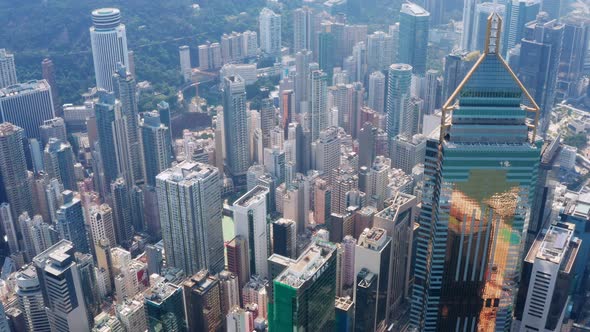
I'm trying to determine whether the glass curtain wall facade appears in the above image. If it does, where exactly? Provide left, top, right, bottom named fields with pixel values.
left=410, top=14, right=542, bottom=332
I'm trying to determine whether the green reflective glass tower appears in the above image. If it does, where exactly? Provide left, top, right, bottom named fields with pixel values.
left=410, top=13, right=542, bottom=331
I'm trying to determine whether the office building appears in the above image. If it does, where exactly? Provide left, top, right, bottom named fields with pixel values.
left=504, top=0, right=541, bottom=55
left=56, top=191, right=90, bottom=254
left=94, top=92, right=120, bottom=188
left=374, top=192, right=416, bottom=313
left=156, top=161, right=224, bottom=275
left=354, top=227, right=392, bottom=331
left=270, top=241, right=337, bottom=331
left=112, top=63, right=143, bottom=185
left=90, top=8, right=129, bottom=91
left=294, top=50, right=312, bottom=115
left=16, top=265, right=50, bottom=332
left=259, top=8, right=282, bottom=56
left=410, top=14, right=542, bottom=330
left=233, top=186, right=270, bottom=279
left=183, top=270, right=223, bottom=332
left=144, top=282, right=185, bottom=332
left=88, top=203, right=116, bottom=247
left=461, top=0, right=477, bottom=50
left=0, top=123, right=32, bottom=220
left=0, top=49, right=17, bottom=89
left=222, top=76, right=250, bottom=177
left=272, top=218, right=296, bottom=259
left=32, top=240, right=91, bottom=332
left=386, top=64, right=413, bottom=140
left=473, top=3, right=506, bottom=52
left=520, top=223, right=580, bottom=332
left=518, top=14, right=563, bottom=135
left=0, top=80, right=55, bottom=139
left=557, top=13, right=590, bottom=99
left=43, top=139, right=76, bottom=190
left=368, top=71, right=386, bottom=114
left=443, top=49, right=480, bottom=102
left=398, top=3, right=430, bottom=75
left=140, top=111, right=172, bottom=188
left=39, top=117, right=67, bottom=148
left=110, top=178, right=133, bottom=247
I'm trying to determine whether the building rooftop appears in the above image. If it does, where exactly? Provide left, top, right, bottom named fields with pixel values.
left=144, top=282, right=181, bottom=305
left=401, top=2, right=430, bottom=16
left=157, top=160, right=217, bottom=184
left=234, top=185, right=269, bottom=208
left=526, top=223, right=581, bottom=273
left=357, top=227, right=388, bottom=250
left=0, top=80, right=50, bottom=98
left=275, top=241, right=336, bottom=289
left=335, top=296, right=354, bottom=311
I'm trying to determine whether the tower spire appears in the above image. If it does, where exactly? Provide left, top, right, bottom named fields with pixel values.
left=485, top=12, right=502, bottom=54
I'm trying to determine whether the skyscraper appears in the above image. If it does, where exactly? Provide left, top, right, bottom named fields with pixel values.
left=398, top=3, right=430, bottom=75
left=0, top=123, right=32, bottom=220
left=368, top=71, right=386, bottom=114
left=540, top=0, right=562, bottom=20
left=517, top=13, right=563, bottom=135
left=557, top=12, right=590, bottom=99
left=386, top=64, right=413, bottom=140
left=32, top=240, right=91, bottom=332
left=226, top=236, right=250, bottom=288
left=223, top=76, right=250, bottom=178
left=16, top=265, right=50, bottom=332
left=473, top=2, right=506, bottom=52
left=179, top=45, right=191, bottom=82
left=0, top=80, right=55, bottom=140
left=90, top=8, right=129, bottom=91
left=156, top=161, right=224, bottom=275
left=353, top=227, right=392, bottom=331
left=293, top=7, right=314, bottom=53
left=41, top=58, right=61, bottom=116
left=520, top=223, right=580, bottom=332
left=0, top=49, right=17, bottom=89
left=311, top=127, right=341, bottom=185
left=272, top=218, right=296, bottom=258
left=183, top=270, right=223, bottom=332
left=144, top=281, right=185, bottom=332
left=259, top=8, right=282, bottom=56
left=233, top=186, right=270, bottom=279
left=310, top=70, right=328, bottom=141
left=442, top=49, right=480, bottom=102
left=461, top=0, right=477, bottom=50
left=43, top=138, right=76, bottom=191
left=410, top=14, right=542, bottom=330
left=88, top=203, right=116, bottom=247
left=111, top=177, right=133, bottom=247
left=56, top=191, right=90, bottom=254
left=140, top=111, right=172, bottom=188
left=504, top=0, right=541, bottom=56
left=294, top=50, right=312, bottom=115
left=366, top=31, right=395, bottom=74
left=270, top=240, right=337, bottom=331
left=112, top=63, right=143, bottom=185
left=95, top=91, right=129, bottom=190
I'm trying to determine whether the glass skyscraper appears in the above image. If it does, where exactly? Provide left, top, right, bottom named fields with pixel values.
left=410, top=14, right=542, bottom=331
